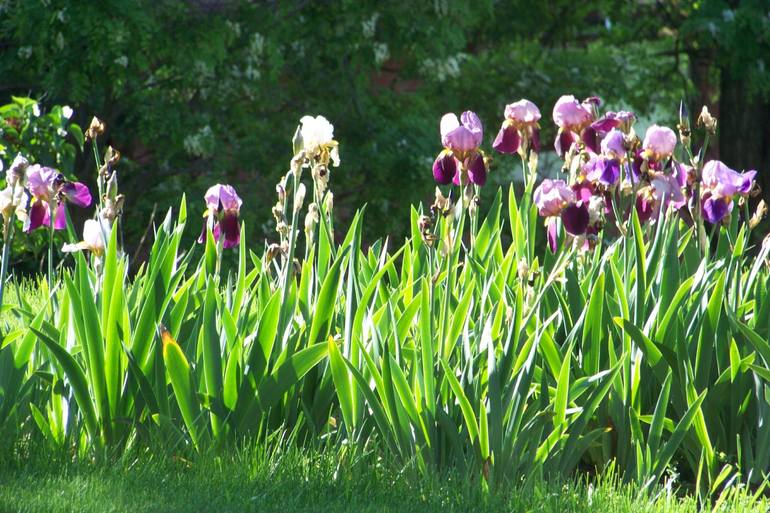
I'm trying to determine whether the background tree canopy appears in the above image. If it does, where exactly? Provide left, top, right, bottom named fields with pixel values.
left=1, top=0, right=767, bottom=262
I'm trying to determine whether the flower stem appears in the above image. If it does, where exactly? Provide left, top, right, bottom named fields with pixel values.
left=215, top=236, right=224, bottom=277
left=278, top=171, right=300, bottom=348
left=92, top=140, right=103, bottom=211
left=47, top=204, right=56, bottom=317
left=0, top=218, right=16, bottom=318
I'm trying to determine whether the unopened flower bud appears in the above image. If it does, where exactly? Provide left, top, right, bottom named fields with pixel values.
left=325, top=192, right=334, bottom=214
left=697, top=106, right=717, bottom=135
left=678, top=100, right=689, bottom=130
left=106, top=171, right=119, bottom=199
left=304, top=203, right=320, bottom=240
left=294, top=183, right=306, bottom=213
left=85, top=116, right=105, bottom=140
left=749, top=200, right=767, bottom=230
left=105, top=146, right=121, bottom=170
left=418, top=215, right=432, bottom=234
left=418, top=214, right=438, bottom=245
left=100, top=194, right=124, bottom=223
left=292, top=124, right=304, bottom=157
left=517, top=259, right=529, bottom=280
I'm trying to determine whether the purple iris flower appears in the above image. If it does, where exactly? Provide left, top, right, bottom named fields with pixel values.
left=650, top=174, right=686, bottom=211
left=533, top=179, right=575, bottom=217
left=441, top=111, right=483, bottom=153
left=552, top=95, right=595, bottom=157
left=24, top=164, right=92, bottom=232
left=634, top=172, right=685, bottom=223
left=600, top=129, right=626, bottom=159
left=493, top=99, right=541, bottom=155
left=699, top=160, right=756, bottom=224
left=584, top=156, right=620, bottom=187
left=434, top=111, right=487, bottom=186
left=701, top=160, right=756, bottom=199
left=198, top=184, right=242, bottom=248
left=642, top=125, right=677, bottom=161
left=581, top=116, right=622, bottom=154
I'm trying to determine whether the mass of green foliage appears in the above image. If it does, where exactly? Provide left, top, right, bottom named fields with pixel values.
left=1, top=1, right=770, bottom=510
left=1, top=105, right=770, bottom=510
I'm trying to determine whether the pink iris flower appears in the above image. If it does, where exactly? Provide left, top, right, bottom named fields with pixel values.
left=492, top=99, right=542, bottom=155
left=198, top=184, right=242, bottom=248
left=433, top=111, right=488, bottom=186
left=24, top=165, right=92, bottom=232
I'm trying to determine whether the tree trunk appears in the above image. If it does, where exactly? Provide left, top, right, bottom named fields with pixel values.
left=718, top=67, right=770, bottom=205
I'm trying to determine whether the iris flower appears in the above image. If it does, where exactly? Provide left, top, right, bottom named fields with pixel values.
left=534, top=178, right=591, bottom=251
left=198, top=184, right=242, bottom=248
left=700, top=160, right=756, bottom=224
left=492, top=99, right=541, bottom=155
left=432, top=111, right=488, bottom=186
left=552, top=95, right=595, bottom=157
left=24, top=165, right=92, bottom=232
left=62, top=218, right=110, bottom=257
left=642, top=125, right=677, bottom=162
left=299, top=115, right=340, bottom=167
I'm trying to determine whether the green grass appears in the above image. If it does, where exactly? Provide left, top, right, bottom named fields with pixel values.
left=0, top=444, right=766, bottom=513
left=0, top=279, right=45, bottom=331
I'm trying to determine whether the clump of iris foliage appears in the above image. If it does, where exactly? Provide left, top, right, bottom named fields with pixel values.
left=0, top=97, right=769, bottom=510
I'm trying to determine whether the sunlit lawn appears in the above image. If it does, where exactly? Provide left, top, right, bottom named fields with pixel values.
left=2, top=444, right=765, bottom=513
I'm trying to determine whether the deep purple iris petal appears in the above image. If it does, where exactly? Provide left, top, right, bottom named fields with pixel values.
left=220, top=211, right=241, bottom=248
left=432, top=153, right=457, bottom=185
left=591, top=117, right=621, bottom=133
left=581, top=125, right=600, bottom=154
left=599, top=159, right=620, bottom=186
left=739, top=170, right=757, bottom=194
left=631, top=152, right=644, bottom=184
left=554, top=130, right=577, bottom=157
left=702, top=195, right=732, bottom=224
left=561, top=203, right=589, bottom=235
left=531, top=128, right=541, bottom=153
left=492, top=125, right=520, bottom=154
left=25, top=200, right=49, bottom=232
left=467, top=154, right=487, bottom=186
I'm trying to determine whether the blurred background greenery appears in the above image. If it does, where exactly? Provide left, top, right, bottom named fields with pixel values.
left=1, top=0, right=768, bottom=270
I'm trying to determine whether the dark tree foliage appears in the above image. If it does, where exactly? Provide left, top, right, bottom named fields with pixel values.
left=2, top=0, right=763, bottom=254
